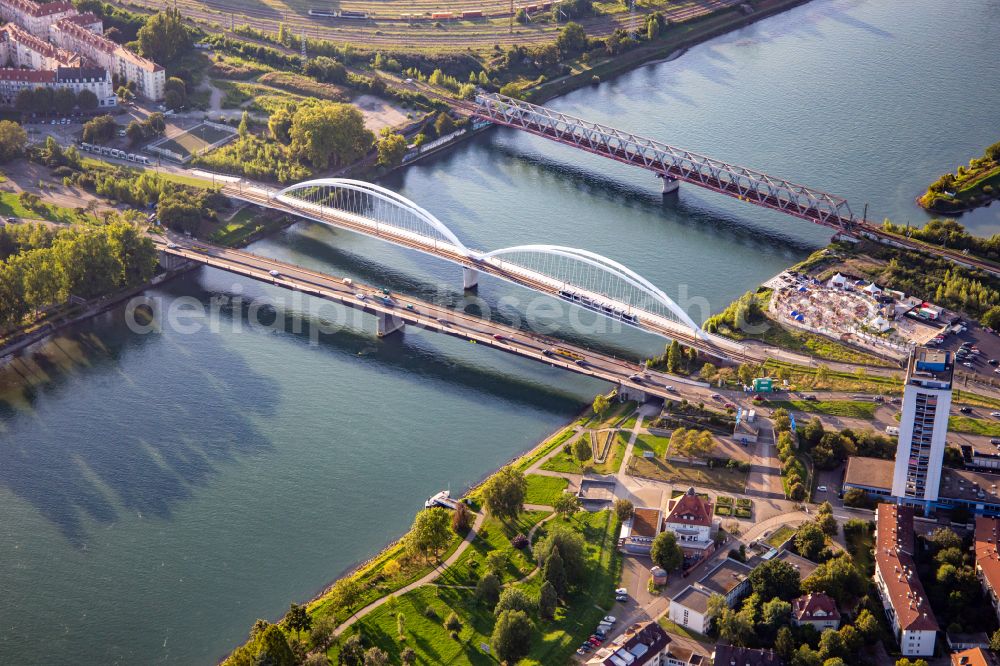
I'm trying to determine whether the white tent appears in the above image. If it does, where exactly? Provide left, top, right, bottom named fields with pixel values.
left=863, top=283, right=883, bottom=296
left=827, top=273, right=848, bottom=289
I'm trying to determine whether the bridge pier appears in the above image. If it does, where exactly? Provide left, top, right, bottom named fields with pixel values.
left=618, top=382, right=648, bottom=403
left=658, top=174, right=679, bottom=194
left=158, top=250, right=188, bottom=271
left=463, top=266, right=480, bottom=290
left=376, top=312, right=405, bottom=337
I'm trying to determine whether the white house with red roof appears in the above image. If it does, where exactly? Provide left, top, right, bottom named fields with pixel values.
left=791, top=592, right=840, bottom=630
left=874, top=504, right=938, bottom=656
left=664, top=487, right=715, bottom=559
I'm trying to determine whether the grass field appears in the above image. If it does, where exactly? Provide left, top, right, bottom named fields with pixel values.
left=771, top=400, right=877, bottom=420
left=0, top=191, right=80, bottom=225
left=436, top=510, right=550, bottom=587
left=153, top=123, right=236, bottom=159
left=328, top=510, right=621, bottom=665
left=631, top=431, right=671, bottom=458
left=949, top=415, right=1000, bottom=437
left=764, top=525, right=795, bottom=549
left=629, top=456, right=747, bottom=493
left=540, top=430, right=627, bottom=475
left=523, top=475, right=569, bottom=507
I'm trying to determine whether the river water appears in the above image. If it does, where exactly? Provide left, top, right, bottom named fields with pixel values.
left=1, top=0, right=998, bottom=663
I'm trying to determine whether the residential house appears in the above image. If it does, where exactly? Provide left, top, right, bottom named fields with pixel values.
left=713, top=644, right=785, bottom=666
left=975, top=516, right=1000, bottom=624
left=952, top=647, right=1000, bottom=666
left=792, top=592, right=840, bottom=630
left=664, top=487, right=715, bottom=561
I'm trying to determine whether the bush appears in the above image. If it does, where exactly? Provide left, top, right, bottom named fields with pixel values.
left=444, top=612, right=462, bottom=631
left=511, top=533, right=528, bottom=549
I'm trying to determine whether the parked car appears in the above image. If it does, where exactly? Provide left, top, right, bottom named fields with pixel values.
left=991, top=438, right=1000, bottom=445
left=804, top=395, right=818, bottom=401
left=960, top=407, right=973, bottom=414
left=711, top=393, right=723, bottom=401
left=603, top=615, right=616, bottom=624
left=991, top=412, right=1000, bottom=418
left=963, top=362, right=974, bottom=367
left=989, top=359, right=999, bottom=366
left=817, top=485, right=828, bottom=492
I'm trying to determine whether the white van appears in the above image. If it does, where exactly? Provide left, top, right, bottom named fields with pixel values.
left=885, top=426, right=899, bottom=436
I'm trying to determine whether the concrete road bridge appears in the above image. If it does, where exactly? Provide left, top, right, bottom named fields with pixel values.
left=221, top=178, right=747, bottom=361
left=156, top=237, right=703, bottom=401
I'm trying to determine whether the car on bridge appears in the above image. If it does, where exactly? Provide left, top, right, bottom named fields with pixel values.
left=493, top=334, right=505, bottom=341
left=268, top=270, right=280, bottom=277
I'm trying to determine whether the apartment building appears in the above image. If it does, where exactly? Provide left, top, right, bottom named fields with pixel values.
left=0, top=0, right=75, bottom=39
left=49, top=18, right=164, bottom=101
left=0, top=65, right=114, bottom=106
left=0, top=22, right=79, bottom=70
left=974, top=516, right=1000, bottom=624
left=873, top=504, right=938, bottom=656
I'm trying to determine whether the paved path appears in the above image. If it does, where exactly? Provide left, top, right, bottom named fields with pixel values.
left=332, top=511, right=486, bottom=637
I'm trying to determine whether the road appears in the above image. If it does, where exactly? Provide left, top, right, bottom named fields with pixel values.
left=157, top=235, right=695, bottom=400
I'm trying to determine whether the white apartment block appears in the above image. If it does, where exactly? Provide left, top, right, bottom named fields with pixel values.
left=0, top=0, right=165, bottom=102
left=49, top=17, right=164, bottom=101
left=0, top=0, right=76, bottom=39
left=0, top=22, right=79, bottom=70
left=891, top=347, right=954, bottom=507
left=0, top=66, right=115, bottom=107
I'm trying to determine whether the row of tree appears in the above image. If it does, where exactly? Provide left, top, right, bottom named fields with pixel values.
left=15, top=87, right=100, bottom=116
left=0, top=220, right=158, bottom=330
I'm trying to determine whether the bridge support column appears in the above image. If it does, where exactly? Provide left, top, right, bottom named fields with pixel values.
left=377, top=312, right=405, bottom=337
left=618, top=382, right=648, bottom=403
left=158, top=250, right=188, bottom=271
left=463, top=266, right=480, bottom=290
left=658, top=175, right=679, bottom=194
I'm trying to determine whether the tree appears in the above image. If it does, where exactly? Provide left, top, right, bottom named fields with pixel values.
left=553, top=492, right=580, bottom=518
left=281, top=603, right=311, bottom=638
left=53, top=88, right=76, bottom=115
left=556, top=22, right=588, bottom=56
left=801, top=555, right=865, bottom=604
left=894, top=661, right=929, bottom=666
left=761, top=597, right=791, bottom=629
left=329, top=577, right=363, bottom=614
left=481, top=465, right=527, bottom=521
left=76, top=88, right=99, bottom=112
left=363, top=647, right=390, bottom=666
left=0, top=120, right=27, bottom=162
left=543, top=547, right=569, bottom=598
left=592, top=393, right=610, bottom=416
left=749, top=559, right=801, bottom=601
left=775, top=625, right=796, bottom=659
left=816, top=511, right=838, bottom=537
left=795, top=522, right=826, bottom=561
left=137, top=8, right=190, bottom=63
left=290, top=102, right=373, bottom=170
left=408, top=507, right=452, bottom=560
left=433, top=112, right=455, bottom=137
left=376, top=129, right=406, bottom=167
left=238, top=111, right=250, bottom=139
left=854, top=608, right=879, bottom=644
left=444, top=611, right=462, bottom=631
left=990, top=628, right=1000, bottom=652
left=491, top=610, right=532, bottom=664
left=82, top=115, right=117, bottom=144
left=614, top=498, right=634, bottom=522
left=573, top=436, right=591, bottom=462
left=666, top=340, right=681, bottom=373
left=452, top=502, right=471, bottom=533
left=538, top=580, right=558, bottom=618
left=494, top=586, right=535, bottom=615
left=533, top=525, right=586, bottom=583
left=338, top=634, right=365, bottom=666
left=269, top=107, right=294, bottom=144
left=817, top=628, right=845, bottom=661
left=400, top=647, right=416, bottom=665
left=485, top=550, right=508, bottom=577
left=477, top=572, right=501, bottom=605
left=791, top=645, right=822, bottom=666
left=305, top=56, right=348, bottom=83
left=224, top=624, right=294, bottom=666
left=715, top=606, right=754, bottom=646
left=649, top=531, right=683, bottom=571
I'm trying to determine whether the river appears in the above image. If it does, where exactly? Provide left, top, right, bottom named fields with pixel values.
left=1, top=0, right=998, bottom=662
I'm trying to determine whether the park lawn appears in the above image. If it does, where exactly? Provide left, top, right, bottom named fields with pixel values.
left=629, top=457, right=747, bottom=493
left=308, top=527, right=466, bottom=625
left=329, top=510, right=621, bottom=665
left=583, top=399, right=637, bottom=429
left=949, top=415, right=1000, bottom=437
left=0, top=191, right=80, bottom=225
left=765, top=525, right=796, bottom=550
left=436, top=510, right=550, bottom=587
left=631, top=431, right=672, bottom=458
left=540, top=430, right=626, bottom=476
left=524, top=475, right=569, bottom=507
left=771, top=400, right=876, bottom=419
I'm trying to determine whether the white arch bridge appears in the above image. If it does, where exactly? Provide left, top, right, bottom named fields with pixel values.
left=224, top=178, right=742, bottom=357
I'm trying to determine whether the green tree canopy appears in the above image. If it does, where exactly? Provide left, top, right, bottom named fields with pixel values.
left=137, top=8, right=191, bottom=63
left=491, top=609, right=532, bottom=664
left=289, top=102, right=373, bottom=170
left=650, top=531, right=683, bottom=571
left=749, top=559, right=801, bottom=601
left=481, top=465, right=527, bottom=520
left=407, top=507, right=452, bottom=560
left=0, top=120, right=27, bottom=162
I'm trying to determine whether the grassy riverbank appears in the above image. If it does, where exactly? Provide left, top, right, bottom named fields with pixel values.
left=919, top=141, right=1000, bottom=213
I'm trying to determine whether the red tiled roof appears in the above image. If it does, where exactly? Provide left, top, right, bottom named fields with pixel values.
left=2, top=0, right=74, bottom=18
left=792, top=593, right=840, bottom=622
left=631, top=507, right=662, bottom=538
left=665, top=487, right=713, bottom=528
left=0, top=67, right=55, bottom=82
left=875, top=504, right=939, bottom=632
left=952, top=647, right=1000, bottom=666
left=62, top=12, right=101, bottom=27
left=975, top=516, right=1000, bottom=599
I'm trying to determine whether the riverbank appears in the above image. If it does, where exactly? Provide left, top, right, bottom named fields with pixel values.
left=918, top=141, right=1000, bottom=214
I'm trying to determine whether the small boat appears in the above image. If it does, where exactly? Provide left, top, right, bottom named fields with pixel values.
left=424, top=489, right=459, bottom=510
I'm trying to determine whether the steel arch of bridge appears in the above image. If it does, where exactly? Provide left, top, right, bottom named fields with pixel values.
left=473, top=93, right=854, bottom=227
left=266, top=178, right=701, bottom=337
left=276, top=178, right=475, bottom=257
left=480, top=244, right=702, bottom=335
